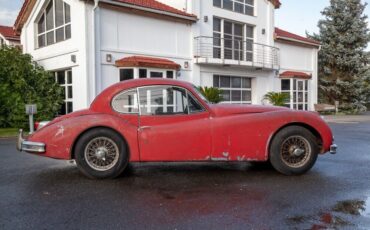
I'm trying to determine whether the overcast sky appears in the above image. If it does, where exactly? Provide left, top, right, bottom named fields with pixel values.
left=0, top=0, right=369, bottom=37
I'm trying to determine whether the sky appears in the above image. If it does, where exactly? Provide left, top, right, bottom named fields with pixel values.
left=0, top=0, right=370, bottom=37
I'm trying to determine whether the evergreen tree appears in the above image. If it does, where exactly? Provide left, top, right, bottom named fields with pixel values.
left=310, top=0, right=370, bottom=113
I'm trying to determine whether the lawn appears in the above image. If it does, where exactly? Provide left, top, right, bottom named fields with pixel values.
left=0, top=128, right=19, bottom=138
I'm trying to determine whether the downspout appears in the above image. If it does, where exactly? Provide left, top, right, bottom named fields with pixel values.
left=91, top=0, right=99, bottom=102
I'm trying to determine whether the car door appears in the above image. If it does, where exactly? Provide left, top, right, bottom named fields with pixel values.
left=138, top=85, right=212, bottom=162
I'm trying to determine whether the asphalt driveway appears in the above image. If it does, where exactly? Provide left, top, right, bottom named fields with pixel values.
left=0, top=118, right=370, bottom=229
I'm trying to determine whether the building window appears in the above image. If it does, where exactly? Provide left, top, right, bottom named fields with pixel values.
left=281, top=79, right=309, bottom=110
left=213, top=75, right=252, bottom=104
left=213, top=0, right=255, bottom=16
left=120, top=69, right=134, bottom=81
left=150, top=71, right=163, bottom=78
left=213, top=17, right=254, bottom=61
left=120, top=68, right=175, bottom=81
left=36, top=0, right=71, bottom=48
left=166, top=71, right=174, bottom=79
left=54, top=69, right=72, bottom=115
left=139, top=69, right=147, bottom=78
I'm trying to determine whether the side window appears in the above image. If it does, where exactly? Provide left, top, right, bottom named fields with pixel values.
left=112, top=89, right=139, bottom=114
left=188, top=93, right=205, bottom=114
left=139, top=86, right=188, bottom=115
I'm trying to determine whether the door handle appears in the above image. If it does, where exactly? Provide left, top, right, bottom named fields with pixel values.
left=139, top=126, right=151, bottom=131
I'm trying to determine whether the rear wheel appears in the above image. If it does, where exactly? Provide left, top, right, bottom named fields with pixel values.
left=74, top=128, right=128, bottom=179
left=269, top=126, right=319, bottom=175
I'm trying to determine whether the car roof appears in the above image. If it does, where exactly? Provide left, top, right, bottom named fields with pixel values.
left=111, top=78, right=194, bottom=90
left=90, top=78, right=197, bottom=112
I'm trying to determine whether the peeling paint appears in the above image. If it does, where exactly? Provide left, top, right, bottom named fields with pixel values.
left=55, top=125, right=65, bottom=137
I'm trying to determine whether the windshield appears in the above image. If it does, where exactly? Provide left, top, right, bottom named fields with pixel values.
left=192, top=85, right=210, bottom=104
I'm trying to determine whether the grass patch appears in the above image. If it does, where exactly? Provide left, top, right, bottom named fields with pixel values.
left=0, top=128, right=19, bottom=138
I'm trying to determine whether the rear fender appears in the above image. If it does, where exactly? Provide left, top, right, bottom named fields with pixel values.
left=27, top=114, right=139, bottom=160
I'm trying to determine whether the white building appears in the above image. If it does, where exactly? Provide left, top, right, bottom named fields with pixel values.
left=14, top=0, right=320, bottom=115
left=0, top=25, right=20, bottom=47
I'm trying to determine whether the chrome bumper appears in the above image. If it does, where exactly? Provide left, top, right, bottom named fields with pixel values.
left=16, top=129, right=46, bottom=153
left=330, top=144, right=337, bottom=154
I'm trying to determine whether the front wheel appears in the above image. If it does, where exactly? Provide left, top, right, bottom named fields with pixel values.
left=269, top=126, right=319, bottom=175
left=74, top=128, right=129, bottom=179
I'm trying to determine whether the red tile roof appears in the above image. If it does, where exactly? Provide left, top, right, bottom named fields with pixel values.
left=275, top=27, right=320, bottom=47
left=0, top=25, right=20, bottom=41
left=14, top=0, right=196, bottom=32
left=115, top=56, right=181, bottom=70
left=269, top=0, right=281, bottom=9
left=280, top=71, right=312, bottom=79
left=113, top=0, right=196, bottom=18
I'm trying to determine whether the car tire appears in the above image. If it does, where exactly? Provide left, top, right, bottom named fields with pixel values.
left=269, top=126, right=319, bottom=175
left=74, top=128, right=129, bottom=179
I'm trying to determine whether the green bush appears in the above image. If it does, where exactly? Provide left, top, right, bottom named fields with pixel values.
left=198, top=86, right=223, bottom=103
left=264, top=92, right=290, bottom=106
left=0, top=45, right=64, bottom=128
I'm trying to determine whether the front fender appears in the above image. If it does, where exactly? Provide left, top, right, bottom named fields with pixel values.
left=27, top=114, right=139, bottom=161
left=264, top=110, right=334, bottom=156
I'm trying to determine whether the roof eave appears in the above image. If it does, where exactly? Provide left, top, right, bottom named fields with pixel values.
left=99, top=0, right=198, bottom=23
left=276, top=36, right=321, bottom=48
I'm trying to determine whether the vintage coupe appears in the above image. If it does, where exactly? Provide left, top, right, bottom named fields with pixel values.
left=17, top=79, right=337, bottom=179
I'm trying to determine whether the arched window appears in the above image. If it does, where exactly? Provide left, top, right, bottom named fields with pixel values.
left=36, top=0, right=71, bottom=48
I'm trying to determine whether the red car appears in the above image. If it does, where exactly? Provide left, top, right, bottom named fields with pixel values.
left=17, top=79, right=337, bottom=179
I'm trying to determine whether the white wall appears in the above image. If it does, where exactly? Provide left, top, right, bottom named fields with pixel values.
left=98, top=7, right=194, bottom=92
left=21, top=0, right=91, bottom=111
left=275, top=41, right=319, bottom=110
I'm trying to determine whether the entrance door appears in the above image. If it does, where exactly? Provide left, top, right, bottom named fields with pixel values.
left=294, top=79, right=308, bottom=111
left=137, top=85, right=212, bottom=162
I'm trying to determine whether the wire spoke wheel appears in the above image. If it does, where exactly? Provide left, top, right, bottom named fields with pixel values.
left=280, top=135, right=312, bottom=168
left=84, top=137, right=120, bottom=171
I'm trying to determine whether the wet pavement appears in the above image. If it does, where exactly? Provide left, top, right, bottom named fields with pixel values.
left=1, top=120, right=370, bottom=229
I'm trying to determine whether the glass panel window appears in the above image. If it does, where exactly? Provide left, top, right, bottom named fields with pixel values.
left=139, top=86, right=188, bottom=115
left=36, top=0, right=71, bottom=48
left=213, top=18, right=249, bottom=61
left=54, top=69, right=73, bottom=115
left=223, top=0, right=233, bottom=10
left=281, top=78, right=309, bottom=111
left=139, top=69, right=147, bottom=78
left=150, top=71, right=163, bottom=78
left=214, top=75, right=252, bottom=104
left=120, top=69, right=134, bottom=81
left=166, top=71, right=174, bottom=79
left=112, top=90, right=139, bottom=114
left=214, top=0, right=255, bottom=16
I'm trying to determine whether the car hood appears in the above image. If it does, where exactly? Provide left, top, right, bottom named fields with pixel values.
left=209, top=104, right=289, bottom=117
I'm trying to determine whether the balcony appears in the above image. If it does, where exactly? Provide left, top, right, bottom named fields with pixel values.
left=194, top=36, right=280, bottom=70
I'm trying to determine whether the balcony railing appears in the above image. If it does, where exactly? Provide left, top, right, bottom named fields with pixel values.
left=194, top=36, right=280, bottom=70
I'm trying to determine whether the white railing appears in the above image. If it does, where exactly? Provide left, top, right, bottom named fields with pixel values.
left=194, top=36, right=280, bottom=69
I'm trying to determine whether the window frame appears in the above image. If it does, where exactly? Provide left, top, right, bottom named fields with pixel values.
left=35, top=0, right=71, bottom=49
left=213, top=75, right=252, bottom=104
left=111, top=88, right=140, bottom=114
left=119, top=67, right=176, bottom=81
left=54, top=69, right=73, bottom=115
left=136, top=85, right=207, bottom=116
left=213, top=0, right=255, bottom=16
left=111, top=85, right=207, bottom=116
left=213, top=17, right=254, bottom=61
left=280, top=78, right=309, bottom=111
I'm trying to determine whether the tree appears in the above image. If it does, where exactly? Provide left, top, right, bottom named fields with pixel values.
left=264, top=92, right=290, bottom=106
left=198, top=86, right=223, bottom=103
left=0, top=45, right=64, bottom=128
left=309, top=0, right=370, bottom=113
